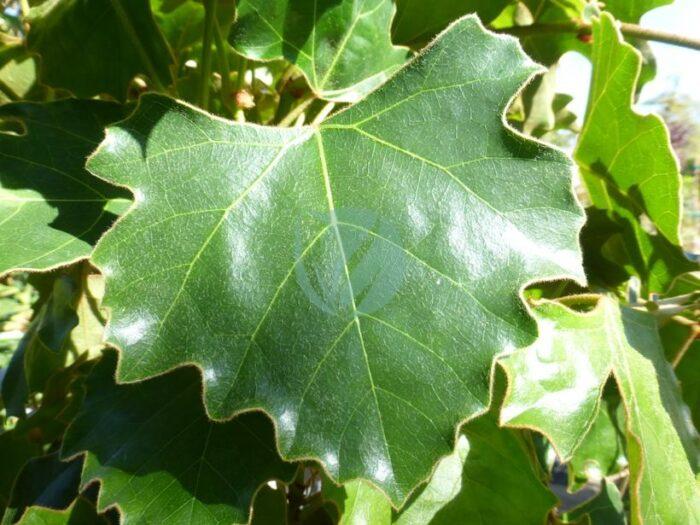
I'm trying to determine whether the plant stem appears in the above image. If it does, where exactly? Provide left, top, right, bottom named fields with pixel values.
left=19, top=0, right=30, bottom=17
left=496, top=21, right=700, bottom=51
left=213, top=21, right=233, bottom=117
left=311, top=102, right=335, bottom=125
left=234, top=57, right=247, bottom=122
left=278, top=95, right=316, bottom=127
left=235, top=57, right=247, bottom=91
left=671, top=321, right=699, bottom=368
left=199, top=0, right=217, bottom=110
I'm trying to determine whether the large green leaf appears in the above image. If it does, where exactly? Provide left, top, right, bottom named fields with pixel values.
left=500, top=297, right=700, bottom=524
left=88, top=16, right=585, bottom=503
left=392, top=0, right=510, bottom=45
left=229, top=0, right=410, bottom=102
left=27, top=0, right=173, bottom=101
left=62, top=353, right=296, bottom=524
left=0, top=100, right=130, bottom=275
left=574, top=13, right=695, bottom=292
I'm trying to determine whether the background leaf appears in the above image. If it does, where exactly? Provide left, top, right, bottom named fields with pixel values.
left=574, top=13, right=697, bottom=292
left=27, top=0, right=173, bottom=100
left=1, top=454, right=82, bottom=525
left=16, top=496, right=106, bottom=525
left=396, top=375, right=556, bottom=525
left=0, top=100, right=130, bottom=275
left=392, top=0, right=510, bottom=45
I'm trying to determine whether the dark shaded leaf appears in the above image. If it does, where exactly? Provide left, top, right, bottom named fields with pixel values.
left=62, top=353, right=296, bottom=524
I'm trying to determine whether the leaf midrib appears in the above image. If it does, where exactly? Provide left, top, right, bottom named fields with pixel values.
left=315, top=129, right=396, bottom=482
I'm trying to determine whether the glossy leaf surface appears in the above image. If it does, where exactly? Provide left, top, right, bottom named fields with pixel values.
left=89, top=15, right=585, bottom=503
left=27, top=0, right=173, bottom=100
left=500, top=297, right=700, bottom=524
left=62, top=353, right=296, bottom=524
left=0, top=101, right=129, bottom=275
left=229, top=0, right=410, bottom=102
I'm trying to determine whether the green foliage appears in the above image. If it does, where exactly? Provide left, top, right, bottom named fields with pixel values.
left=63, top=352, right=296, bottom=524
left=0, top=1, right=698, bottom=523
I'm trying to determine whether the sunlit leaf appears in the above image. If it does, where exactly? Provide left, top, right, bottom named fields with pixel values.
left=574, top=13, right=697, bottom=292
